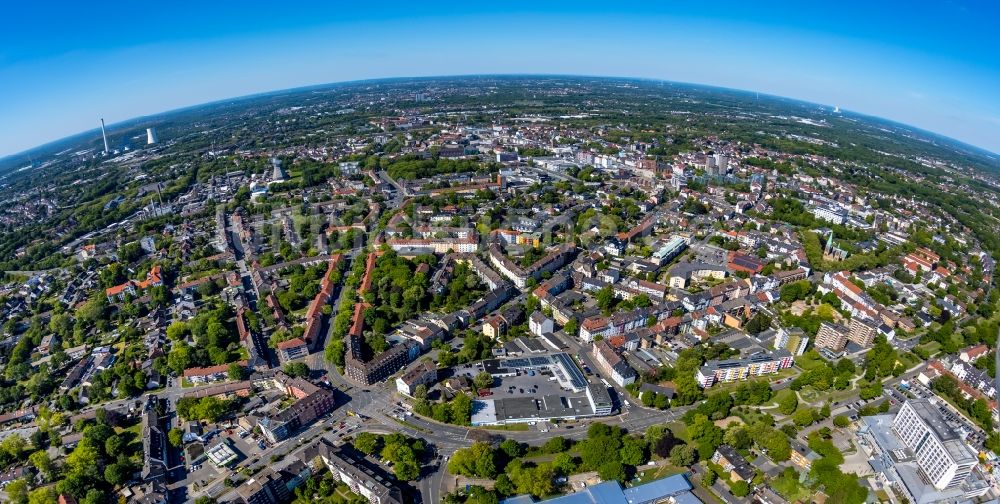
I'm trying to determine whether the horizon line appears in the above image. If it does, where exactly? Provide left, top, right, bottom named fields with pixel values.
left=3, top=73, right=998, bottom=162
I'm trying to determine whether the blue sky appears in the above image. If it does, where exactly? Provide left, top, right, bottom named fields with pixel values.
left=1, top=1, right=998, bottom=156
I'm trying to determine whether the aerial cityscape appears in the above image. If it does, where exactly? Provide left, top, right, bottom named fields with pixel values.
left=0, top=4, right=999, bottom=504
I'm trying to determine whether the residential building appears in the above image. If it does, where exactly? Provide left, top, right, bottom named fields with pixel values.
left=276, top=338, right=309, bottom=363
left=811, top=205, right=847, bottom=225
left=105, top=265, right=164, bottom=302
left=772, top=328, right=809, bottom=356
left=712, top=445, right=755, bottom=482
left=651, top=236, right=688, bottom=265
left=847, top=317, right=877, bottom=347
left=579, top=307, right=654, bottom=342
left=183, top=362, right=245, bottom=384
left=483, top=305, right=523, bottom=339
left=489, top=243, right=576, bottom=289
left=696, top=350, right=794, bottom=387
left=387, top=236, right=477, bottom=254
left=395, top=361, right=437, bottom=396
left=815, top=322, right=849, bottom=352
left=592, top=339, right=637, bottom=387
left=257, top=375, right=336, bottom=443
left=789, top=440, right=819, bottom=470
left=667, top=262, right=728, bottom=289
left=235, top=467, right=290, bottom=504
left=529, top=311, right=554, bottom=337
left=959, top=344, right=989, bottom=363
left=305, top=439, right=404, bottom=504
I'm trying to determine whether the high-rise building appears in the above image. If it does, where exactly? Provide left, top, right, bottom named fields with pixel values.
left=714, top=153, right=728, bottom=173
left=892, top=400, right=978, bottom=490
left=815, top=322, right=849, bottom=352
left=848, top=317, right=877, bottom=347
left=146, top=127, right=158, bottom=145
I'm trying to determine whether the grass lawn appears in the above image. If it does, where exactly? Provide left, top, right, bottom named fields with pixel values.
left=917, top=340, right=941, bottom=357
left=480, top=423, right=530, bottom=431
left=116, top=421, right=145, bottom=457
left=896, top=351, right=919, bottom=368
left=633, top=464, right=686, bottom=484
left=773, top=388, right=797, bottom=405
left=796, top=351, right=828, bottom=372
left=799, top=386, right=820, bottom=404
left=666, top=421, right=692, bottom=443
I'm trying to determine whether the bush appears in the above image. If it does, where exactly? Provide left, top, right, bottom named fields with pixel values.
left=730, top=480, right=750, bottom=497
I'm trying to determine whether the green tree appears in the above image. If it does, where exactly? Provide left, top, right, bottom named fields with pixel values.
left=723, top=426, right=751, bottom=450
left=28, top=450, right=53, bottom=480
left=448, top=442, right=496, bottom=478
left=744, top=312, right=772, bottom=334
left=473, top=371, right=494, bottom=390
left=778, top=392, right=798, bottom=415
left=619, top=436, right=647, bottom=466
left=228, top=363, right=246, bottom=380
left=6, top=478, right=28, bottom=504
left=500, top=439, right=525, bottom=459
left=168, top=427, right=184, bottom=447
left=669, top=444, right=697, bottom=467
left=28, top=486, right=57, bottom=504
left=354, top=432, right=381, bottom=455
left=281, top=362, right=309, bottom=378
left=552, top=452, right=576, bottom=475
left=730, top=480, right=750, bottom=497
left=105, top=434, right=127, bottom=456
left=413, top=383, right=428, bottom=400
left=792, top=408, right=816, bottom=427
left=0, top=434, right=27, bottom=462
left=104, top=462, right=132, bottom=486
left=563, top=318, right=578, bottom=336
left=597, top=460, right=626, bottom=482
left=542, top=436, right=569, bottom=454
left=596, top=285, right=615, bottom=314
left=450, top=393, right=473, bottom=425
left=394, top=456, right=420, bottom=481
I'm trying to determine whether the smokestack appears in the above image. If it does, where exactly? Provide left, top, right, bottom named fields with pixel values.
left=100, top=118, right=109, bottom=154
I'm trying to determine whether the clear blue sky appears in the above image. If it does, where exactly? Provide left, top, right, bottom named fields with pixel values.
left=2, top=1, right=998, bottom=156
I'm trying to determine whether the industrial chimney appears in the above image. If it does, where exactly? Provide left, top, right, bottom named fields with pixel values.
left=100, top=118, right=109, bottom=154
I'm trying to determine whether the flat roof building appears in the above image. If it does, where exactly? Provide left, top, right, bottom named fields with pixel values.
left=857, top=399, right=989, bottom=504
left=892, top=399, right=977, bottom=491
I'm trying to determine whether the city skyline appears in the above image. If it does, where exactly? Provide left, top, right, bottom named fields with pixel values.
left=2, top=0, right=998, bottom=158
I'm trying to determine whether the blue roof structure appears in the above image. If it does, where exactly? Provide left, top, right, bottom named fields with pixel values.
left=500, top=496, right=537, bottom=504
left=623, top=474, right=693, bottom=504
left=543, top=481, right=626, bottom=504
left=500, top=474, right=697, bottom=504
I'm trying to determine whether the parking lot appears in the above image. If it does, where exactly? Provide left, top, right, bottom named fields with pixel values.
left=492, top=370, right=570, bottom=400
